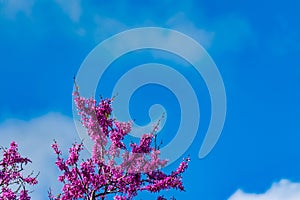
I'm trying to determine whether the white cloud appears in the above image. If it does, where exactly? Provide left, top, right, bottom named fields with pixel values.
left=92, top=12, right=214, bottom=47
left=0, top=113, right=89, bottom=199
left=1, top=0, right=35, bottom=19
left=55, top=0, right=82, bottom=22
left=166, top=12, right=214, bottom=49
left=93, top=15, right=129, bottom=43
left=229, top=179, right=300, bottom=200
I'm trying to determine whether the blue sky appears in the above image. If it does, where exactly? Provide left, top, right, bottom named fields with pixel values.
left=0, top=1, right=300, bottom=199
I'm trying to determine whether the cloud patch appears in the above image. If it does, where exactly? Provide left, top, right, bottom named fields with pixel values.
left=166, top=12, right=214, bottom=49
left=55, top=0, right=82, bottom=22
left=229, top=179, right=300, bottom=200
left=0, top=113, right=88, bottom=199
left=1, top=0, right=35, bottom=19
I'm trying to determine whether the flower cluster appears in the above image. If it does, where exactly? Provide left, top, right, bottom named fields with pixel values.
left=0, top=141, right=38, bottom=200
left=49, top=84, right=190, bottom=200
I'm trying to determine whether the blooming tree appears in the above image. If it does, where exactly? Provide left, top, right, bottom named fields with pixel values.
left=48, top=83, right=190, bottom=200
left=0, top=141, right=38, bottom=200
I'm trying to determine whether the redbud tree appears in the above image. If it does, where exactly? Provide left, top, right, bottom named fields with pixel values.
left=0, top=142, right=38, bottom=200
left=48, top=83, right=190, bottom=200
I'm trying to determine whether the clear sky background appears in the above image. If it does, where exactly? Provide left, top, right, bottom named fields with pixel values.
left=1, top=1, right=300, bottom=199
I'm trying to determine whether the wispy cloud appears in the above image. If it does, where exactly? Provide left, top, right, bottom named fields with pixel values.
left=0, top=113, right=88, bottom=199
left=166, top=12, right=214, bottom=49
left=93, top=15, right=129, bottom=42
left=55, top=0, right=82, bottom=23
left=229, top=179, right=300, bottom=200
left=1, top=0, right=35, bottom=19
left=0, top=1, right=226, bottom=50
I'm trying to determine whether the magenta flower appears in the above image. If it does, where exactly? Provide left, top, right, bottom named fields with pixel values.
left=0, top=142, right=38, bottom=200
left=48, top=84, right=190, bottom=200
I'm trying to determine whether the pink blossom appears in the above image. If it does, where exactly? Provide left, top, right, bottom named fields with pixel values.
left=48, top=84, right=190, bottom=199
left=0, top=142, right=38, bottom=200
